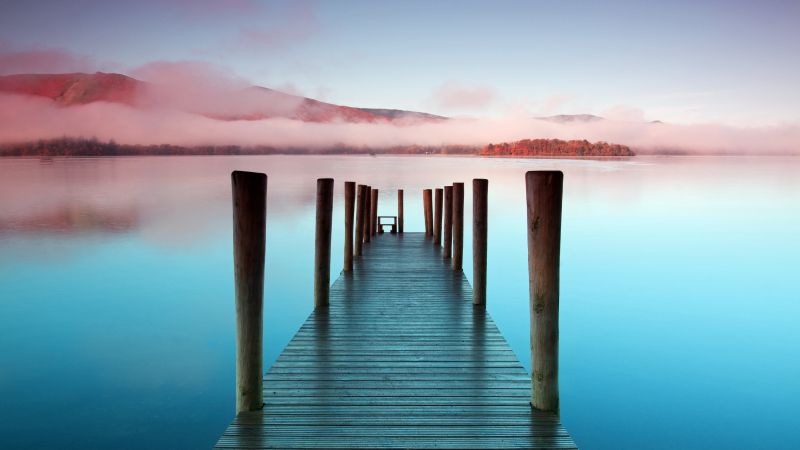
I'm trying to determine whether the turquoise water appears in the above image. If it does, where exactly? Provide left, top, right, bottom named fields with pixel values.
left=0, top=155, right=798, bottom=449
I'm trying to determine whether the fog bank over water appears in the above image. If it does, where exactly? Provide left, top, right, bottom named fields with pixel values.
left=1, top=60, right=798, bottom=155
left=2, top=92, right=798, bottom=155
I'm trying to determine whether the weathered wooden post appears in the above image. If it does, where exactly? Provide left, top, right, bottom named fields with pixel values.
left=423, top=189, right=433, bottom=237
left=231, top=170, right=266, bottom=414
left=355, top=184, right=366, bottom=256
left=473, top=179, right=488, bottom=306
left=371, top=188, right=378, bottom=236
left=344, top=181, right=355, bottom=271
left=434, top=188, right=443, bottom=245
left=314, top=178, right=334, bottom=308
left=525, top=170, right=563, bottom=414
left=398, top=189, right=404, bottom=233
left=443, top=185, right=453, bottom=258
left=452, top=182, right=464, bottom=270
left=364, top=185, right=371, bottom=243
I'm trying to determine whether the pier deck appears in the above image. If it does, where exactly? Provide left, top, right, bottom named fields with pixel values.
left=215, top=232, right=577, bottom=449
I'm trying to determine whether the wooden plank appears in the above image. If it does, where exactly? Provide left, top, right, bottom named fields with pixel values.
left=215, top=232, right=577, bottom=449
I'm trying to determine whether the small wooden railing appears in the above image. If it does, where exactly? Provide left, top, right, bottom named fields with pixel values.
left=377, top=215, right=397, bottom=234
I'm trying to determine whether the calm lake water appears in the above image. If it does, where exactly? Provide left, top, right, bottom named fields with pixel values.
left=0, top=155, right=798, bottom=449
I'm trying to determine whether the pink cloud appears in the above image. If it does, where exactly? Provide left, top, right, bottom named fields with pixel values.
left=131, top=60, right=249, bottom=90
left=128, top=60, right=304, bottom=118
left=0, top=46, right=95, bottom=75
left=428, top=81, right=497, bottom=112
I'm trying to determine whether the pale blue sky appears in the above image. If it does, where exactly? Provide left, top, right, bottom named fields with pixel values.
left=1, top=0, right=798, bottom=125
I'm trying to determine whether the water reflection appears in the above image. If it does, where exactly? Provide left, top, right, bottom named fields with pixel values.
left=0, top=155, right=798, bottom=449
left=0, top=204, right=138, bottom=234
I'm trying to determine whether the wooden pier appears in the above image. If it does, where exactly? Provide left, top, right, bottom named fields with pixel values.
left=218, top=174, right=576, bottom=449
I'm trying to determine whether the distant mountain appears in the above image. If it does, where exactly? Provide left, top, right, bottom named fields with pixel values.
left=0, top=72, right=141, bottom=106
left=357, top=108, right=446, bottom=122
left=537, top=114, right=604, bottom=123
left=0, top=72, right=442, bottom=124
left=238, top=86, right=380, bottom=122
left=539, top=114, right=670, bottom=126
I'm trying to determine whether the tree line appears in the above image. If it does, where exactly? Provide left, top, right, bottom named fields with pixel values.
left=0, top=137, right=632, bottom=157
left=481, top=139, right=634, bottom=157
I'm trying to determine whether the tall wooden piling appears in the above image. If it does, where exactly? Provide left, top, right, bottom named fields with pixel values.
left=344, top=181, right=355, bottom=271
left=452, top=182, right=464, bottom=270
left=434, top=188, right=443, bottom=245
left=443, top=185, right=453, bottom=258
left=525, top=170, right=563, bottom=414
left=398, top=189, right=404, bottom=233
left=231, top=170, right=267, bottom=414
left=423, top=189, right=433, bottom=237
left=364, top=185, right=371, bottom=243
left=472, top=179, right=488, bottom=306
left=314, top=178, right=334, bottom=308
left=371, top=188, right=379, bottom=236
left=355, top=184, right=366, bottom=256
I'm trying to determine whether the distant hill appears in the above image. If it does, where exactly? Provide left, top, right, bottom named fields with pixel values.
left=0, top=72, right=141, bottom=106
left=481, top=138, right=634, bottom=157
left=537, top=114, right=604, bottom=123
left=0, top=72, right=656, bottom=128
left=0, top=72, right=441, bottom=124
left=357, top=108, right=446, bottom=122
left=236, top=86, right=380, bottom=122
left=538, top=114, right=667, bottom=126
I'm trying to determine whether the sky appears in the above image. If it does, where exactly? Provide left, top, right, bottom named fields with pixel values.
left=1, top=0, right=799, bottom=127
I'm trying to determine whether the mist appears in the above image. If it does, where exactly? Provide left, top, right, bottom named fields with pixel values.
left=129, top=61, right=307, bottom=119
left=0, top=60, right=798, bottom=154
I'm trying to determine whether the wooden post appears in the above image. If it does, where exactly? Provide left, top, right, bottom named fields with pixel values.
left=355, top=184, right=366, bottom=256
left=314, top=178, right=334, bottom=308
left=433, top=188, right=443, bottom=245
left=364, top=185, right=371, bottom=243
left=473, top=179, right=488, bottom=306
left=452, top=182, right=464, bottom=270
left=370, top=188, right=378, bottom=236
left=344, top=181, right=355, bottom=271
left=398, top=189, right=404, bottom=233
left=443, top=185, right=453, bottom=258
left=525, top=170, right=563, bottom=414
left=231, top=170, right=266, bottom=414
left=423, top=189, right=433, bottom=237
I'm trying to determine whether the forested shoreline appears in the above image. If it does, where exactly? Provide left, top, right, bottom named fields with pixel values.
left=0, top=137, right=633, bottom=157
